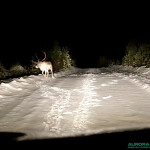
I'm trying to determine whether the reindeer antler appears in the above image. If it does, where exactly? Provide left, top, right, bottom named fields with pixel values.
left=35, top=53, right=39, bottom=62
left=31, top=59, right=37, bottom=64
left=41, top=51, right=46, bottom=62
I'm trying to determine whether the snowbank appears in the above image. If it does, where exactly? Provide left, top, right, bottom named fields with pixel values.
left=1, top=65, right=150, bottom=93
left=109, top=65, right=150, bottom=92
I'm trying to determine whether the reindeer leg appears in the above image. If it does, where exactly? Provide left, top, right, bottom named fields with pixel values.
left=47, top=70, right=49, bottom=77
left=42, top=71, right=44, bottom=77
left=51, top=68, right=54, bottom=78
left=44, top=71, right=46, bottom=78
left=45, top=70, right=47, bottom=78
left=43, top=71, right=46, bottom=78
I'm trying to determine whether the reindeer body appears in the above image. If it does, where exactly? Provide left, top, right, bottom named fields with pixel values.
left=35, top=52, right=54, bottom=78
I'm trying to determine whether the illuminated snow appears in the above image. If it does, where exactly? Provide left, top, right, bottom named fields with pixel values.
left=102, top=96, right=112, bottom=99
left=0, top=66, right=150, bottom=140
left=101, top=84, right=108, bottom=87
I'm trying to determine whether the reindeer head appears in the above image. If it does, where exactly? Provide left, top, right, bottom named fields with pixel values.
left=34, top=51, right=46, bottom=68
left=35, top=63, right=40, bottom=69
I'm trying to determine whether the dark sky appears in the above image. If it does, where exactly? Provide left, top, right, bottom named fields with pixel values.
left=1, top=3, right=150, bottom=68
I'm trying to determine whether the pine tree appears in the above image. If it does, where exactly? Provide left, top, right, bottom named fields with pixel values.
left=134, top=51, right=142, bottom=67
left=123, top=40, right=137, bottom=66
left=134, top=43, right=150, bottom=67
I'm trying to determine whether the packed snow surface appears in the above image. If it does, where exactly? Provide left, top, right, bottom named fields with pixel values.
left=0, top=66, right=150, bottom=140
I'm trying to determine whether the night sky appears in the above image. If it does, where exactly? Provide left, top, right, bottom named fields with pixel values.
left=1, top=3, right=150, bottom=68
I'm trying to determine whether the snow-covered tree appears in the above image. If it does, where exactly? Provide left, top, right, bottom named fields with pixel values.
left=123, top=41, right=137, bottom=66
left=10, top=62, right=27, bottom=76
left=134, top=43, right=150, bottom=67
left=123, top=40, right=150, bottom=67
left=47, top=42, right=74, bottom=71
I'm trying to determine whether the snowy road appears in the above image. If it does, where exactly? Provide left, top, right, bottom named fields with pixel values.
left=0, top=67, right=150, bottom=140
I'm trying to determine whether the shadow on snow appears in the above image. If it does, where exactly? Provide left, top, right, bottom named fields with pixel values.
left=1, top=128, right=150, bottom=149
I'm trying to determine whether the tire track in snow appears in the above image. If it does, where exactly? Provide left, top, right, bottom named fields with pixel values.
left=73, top=74, right=101, bottom=132
left=43, top=87, right=72, bottom=135
left=42, top=73, right=101, bottom=136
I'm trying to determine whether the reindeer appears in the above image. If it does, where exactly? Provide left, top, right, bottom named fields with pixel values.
left=34, top=52, right=54, bottom=78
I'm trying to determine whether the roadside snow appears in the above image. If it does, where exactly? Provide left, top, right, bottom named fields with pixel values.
left=109, top=65, right=150, bottom=92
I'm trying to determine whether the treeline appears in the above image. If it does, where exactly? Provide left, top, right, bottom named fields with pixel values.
left=122, top=40, right=150, bottom=67
left=1, top=40, right=150, bottom=80
left=97, top=40, right=150, bottom=68
left=0, top=42, right=74, bottom=80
